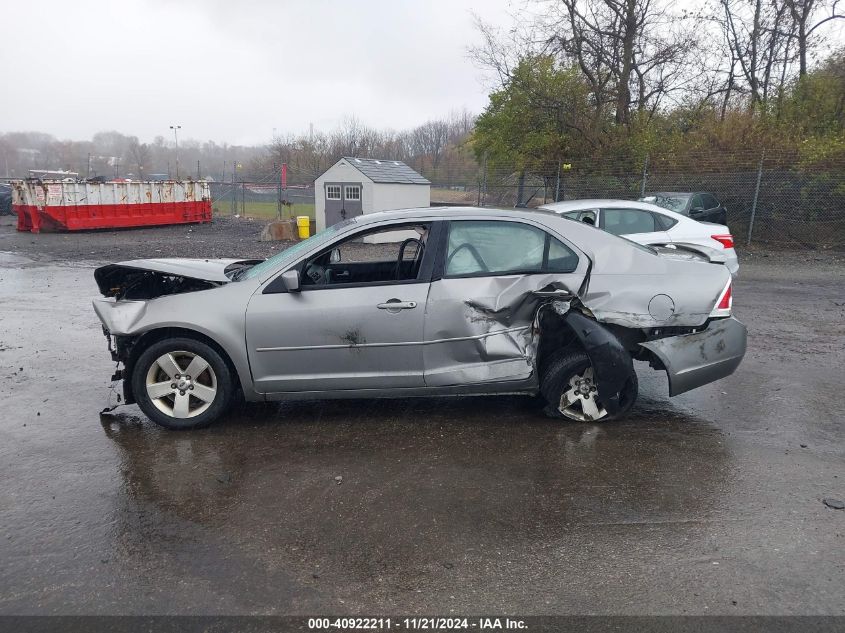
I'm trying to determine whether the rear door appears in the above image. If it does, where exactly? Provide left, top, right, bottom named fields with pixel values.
left=423, top=219, right=585, bottom=387
left=599, top=207, right=671, bottom=245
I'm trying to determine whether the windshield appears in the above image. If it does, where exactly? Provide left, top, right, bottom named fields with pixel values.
left=237, top=220, right=353, bottom=281
left=640, top=194, right=689, bottom=213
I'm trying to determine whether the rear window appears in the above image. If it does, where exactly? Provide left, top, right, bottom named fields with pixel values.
left=642, top=195, right=690, bottom=214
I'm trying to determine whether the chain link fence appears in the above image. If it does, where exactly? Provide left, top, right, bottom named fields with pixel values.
left=427, top=151, right=845, bottom=248
left=209, top=165, right=315, bottom=221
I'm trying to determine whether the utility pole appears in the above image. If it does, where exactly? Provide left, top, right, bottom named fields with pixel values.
left=169, top=125, right=181, bottom=179
left=197, top=160, right=200, bottom=180
left=87, top=153, right=91, bottom=178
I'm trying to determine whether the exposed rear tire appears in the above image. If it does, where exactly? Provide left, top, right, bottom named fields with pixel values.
left=540, top=348, right=637, bottom=422
left=131, top=337, right=233, bottom=430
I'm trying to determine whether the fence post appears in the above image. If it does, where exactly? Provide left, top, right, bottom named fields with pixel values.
left=555, top=160, right=562, bottom=202
left=516, top=171, right=526, bottom=207
left=746, top=152, right=764, bottom=246
left=275, top=162, right=282, bottom=220
left=640, top=154, right=649, bottom=198
left=230, top=164, right=236, bottom=216
left=479, top=153, right=488, bottom=207
left=241, top=182, right=246, bottom=217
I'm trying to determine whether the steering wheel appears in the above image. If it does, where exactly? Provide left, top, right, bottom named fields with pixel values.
left=395, top=238, right=424, bottom=280
left=446, top=242, right=488, bottom=273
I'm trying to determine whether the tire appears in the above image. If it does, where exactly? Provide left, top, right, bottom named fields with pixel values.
left=540, top=348, right=637, bottom=422
left=131, top=337, right=233, bottom=430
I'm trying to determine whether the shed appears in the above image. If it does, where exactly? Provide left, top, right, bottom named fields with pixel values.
left=314, top=157, right=430, bottom=231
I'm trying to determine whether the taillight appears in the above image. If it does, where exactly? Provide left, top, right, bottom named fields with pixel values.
left=711, top=234, right=734, bottom=249
left=711, top=279, right=732, bottom=317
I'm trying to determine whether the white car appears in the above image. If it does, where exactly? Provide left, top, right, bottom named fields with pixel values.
left=540, top=199, right=739, bottom=274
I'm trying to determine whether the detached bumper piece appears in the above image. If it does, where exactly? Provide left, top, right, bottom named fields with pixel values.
left=640, top=317, right=747, bottom=396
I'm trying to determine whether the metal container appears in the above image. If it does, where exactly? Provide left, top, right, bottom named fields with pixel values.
left=12, top=180, right=212, bottom=233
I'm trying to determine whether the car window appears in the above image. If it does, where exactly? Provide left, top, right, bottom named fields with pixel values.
left=444, top=220, right=577, bottom=277
left=690, top=194, right=705, bottom=210
left=301, top=223, right=431, bottom=287
left=561, top=212, right=580, bottom=220
left=579, top=210, right=597, bottom=226
left=546, top=236, right=579, bottom=272
left=653, top=212, right=678, bottom=231
left=641, top=195, right=689, bottom=214
left=702, top=194, right=719, bottom=209
left=238, top=219, right=352, bottom=281
left=601, top=208, right=657, bottom=235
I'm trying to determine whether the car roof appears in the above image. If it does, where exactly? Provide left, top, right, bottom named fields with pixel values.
left=347, top=205, right=561, bottom=225
left=646, top=192, right=698, bottom=197
left=539, top=198, right=689, bottom=222
left=332, top=205, right=637, bottom=250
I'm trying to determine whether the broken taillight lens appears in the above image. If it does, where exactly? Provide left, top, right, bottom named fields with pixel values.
left=711, top=234, right=734, bottom=248
left=711, top=279, right=733, bottom=317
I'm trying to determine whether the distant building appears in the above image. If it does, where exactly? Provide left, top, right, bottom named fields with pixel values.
left=314, top=157, right=430, bottom=231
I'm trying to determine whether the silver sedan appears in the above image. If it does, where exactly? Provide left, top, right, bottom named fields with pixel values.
left=93, top=207, right=746, bottom=429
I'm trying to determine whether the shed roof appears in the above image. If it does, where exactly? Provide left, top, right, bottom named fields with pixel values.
left=341, top=157, right=430, bottom=185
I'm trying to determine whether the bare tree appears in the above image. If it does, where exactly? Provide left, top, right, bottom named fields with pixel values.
left=127, top=137, right=151, bottom=177
left=783, top=0, right=844, bottom=75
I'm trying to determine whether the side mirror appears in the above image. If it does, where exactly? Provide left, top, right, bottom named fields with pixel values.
left=280, top=269, right=301, bottom=292
left=329, top=248, right=342, bottom=264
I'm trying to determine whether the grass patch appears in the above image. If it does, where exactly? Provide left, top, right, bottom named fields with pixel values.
left=212, top=201, right=315, bottom=220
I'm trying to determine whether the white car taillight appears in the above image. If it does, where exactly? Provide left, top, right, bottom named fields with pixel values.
left=710, top=278, right=733, bottom=317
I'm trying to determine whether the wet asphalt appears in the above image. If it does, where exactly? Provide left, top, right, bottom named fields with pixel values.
left=0, top=217, right=844, bottom=615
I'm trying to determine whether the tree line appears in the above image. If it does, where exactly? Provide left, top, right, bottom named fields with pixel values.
left=471, top=0, right=845, bottom=171
left=0, top=111, right=478, bottom=185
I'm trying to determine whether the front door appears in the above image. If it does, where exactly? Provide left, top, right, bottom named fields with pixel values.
left=245, top=221, right=434, bottom=393
left=324, top=182, right=363, bottom=227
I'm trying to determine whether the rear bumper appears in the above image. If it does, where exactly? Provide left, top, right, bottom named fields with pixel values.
left=640, top=317, right=747, bottom=396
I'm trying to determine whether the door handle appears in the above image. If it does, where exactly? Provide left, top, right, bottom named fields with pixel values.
left=377, top=299, right=417, bottom=311
left=334, top=270, right=350, bottom=278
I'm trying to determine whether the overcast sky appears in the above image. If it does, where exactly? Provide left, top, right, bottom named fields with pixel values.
left=0, top=0, right=516, bottom=145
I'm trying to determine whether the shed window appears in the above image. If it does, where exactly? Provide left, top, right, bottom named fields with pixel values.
left=345, top=185, right=361, bottom=201
left=326, top=185, right=341, bottom=200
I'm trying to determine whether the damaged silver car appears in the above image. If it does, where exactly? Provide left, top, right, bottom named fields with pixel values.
left=93, top=207, right=746, bottom=430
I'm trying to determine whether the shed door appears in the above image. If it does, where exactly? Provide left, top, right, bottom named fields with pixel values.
left=324, top=182, right=363, bottom=227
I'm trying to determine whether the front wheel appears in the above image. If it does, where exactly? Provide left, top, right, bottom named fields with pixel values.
left=540, top=349, right=637, bottom=422
left=131, top=337, right=233, bottom=430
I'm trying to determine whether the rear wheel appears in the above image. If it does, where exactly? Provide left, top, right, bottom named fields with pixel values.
left=131, top=337, right=233, bottom=430
left=540, top=349, right=637, bottom=421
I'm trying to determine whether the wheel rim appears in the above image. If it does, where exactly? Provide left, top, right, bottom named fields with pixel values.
left=558, top=366, right=608, bottom=422
left=145, top=350, right=217, bottom=419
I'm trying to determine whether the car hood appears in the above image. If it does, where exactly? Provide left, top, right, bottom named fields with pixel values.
left=102, top=258, right=259, bottom=281
left=94, top=258, right=264, bottom=299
